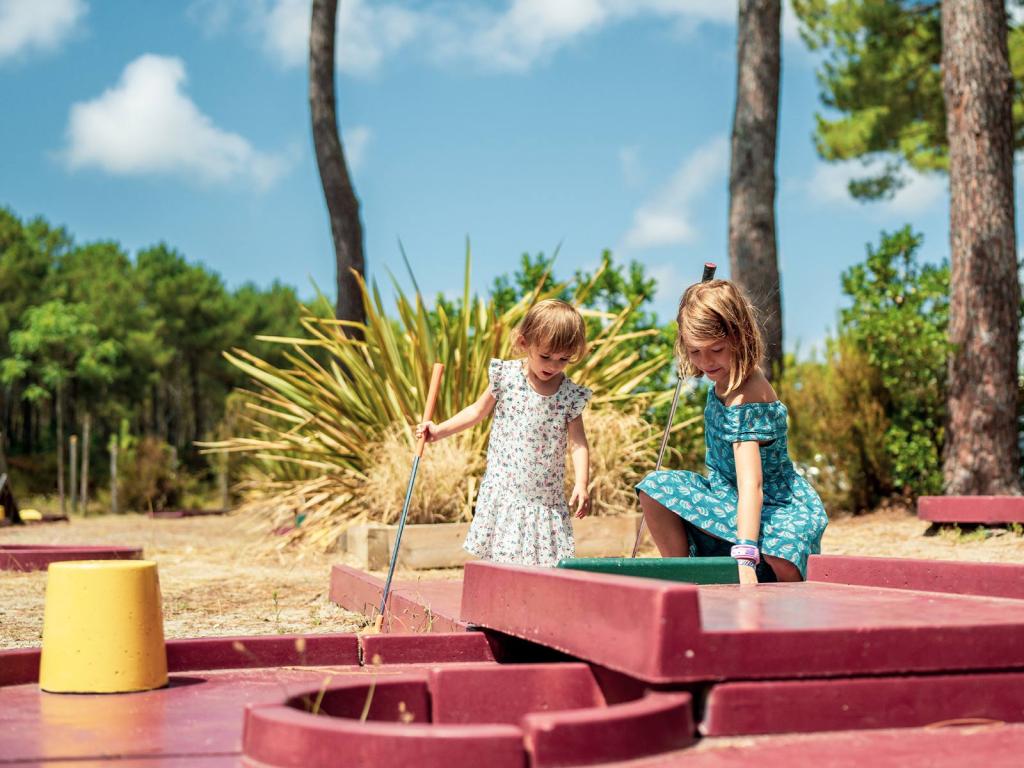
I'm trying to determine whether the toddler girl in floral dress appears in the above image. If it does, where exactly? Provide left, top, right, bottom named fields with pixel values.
left=416, top=299, right=592, bottom=566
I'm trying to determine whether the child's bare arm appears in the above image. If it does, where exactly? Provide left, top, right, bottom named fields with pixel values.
left=416, top=389, right=496, bottom=442
left=568, top=415, right=590, bottom=518
left=733, top=440, right=764, bottom=583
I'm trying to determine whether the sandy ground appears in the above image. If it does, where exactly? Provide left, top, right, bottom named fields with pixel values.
left=2, top=505, right=1023, bottom=649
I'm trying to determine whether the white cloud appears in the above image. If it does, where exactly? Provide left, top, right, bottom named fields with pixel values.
left=0, top=0, right=86, bottom=62
left=188, top=0, right=748, bottom=75
left=343, top=125, right=371, bottom=171
left=622, top=135, right=728, bottom=249
left=63, top=54, right=290, bottom=188
left=804, top=160, right=946, bottom=215
left=647, top=261, right=684, bottom=308
left=190, top=0, right=420, bottom=75
left=619, top=145, right=644, bottom=188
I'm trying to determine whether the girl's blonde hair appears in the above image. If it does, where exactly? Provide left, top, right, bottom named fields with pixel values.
left=514, top=299, right=588, bottom=361
left=675, top=279, right=764, bottom=393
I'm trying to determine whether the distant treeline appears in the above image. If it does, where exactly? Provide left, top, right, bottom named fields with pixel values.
left=0, top=205, right=311, bottom=477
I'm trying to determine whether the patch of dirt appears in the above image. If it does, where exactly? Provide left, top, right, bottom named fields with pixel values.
left=0, top=513, right=369, bottom=649
left=3, top=504, right=1023, bottom=649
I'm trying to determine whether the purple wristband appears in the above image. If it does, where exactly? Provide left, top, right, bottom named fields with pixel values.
left=730, top=544, right=760, bottom=564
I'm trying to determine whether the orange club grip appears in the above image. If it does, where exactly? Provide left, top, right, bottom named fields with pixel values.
left=415, top=363, right=445, bottom=457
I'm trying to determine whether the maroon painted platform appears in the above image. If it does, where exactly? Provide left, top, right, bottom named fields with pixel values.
left=612, top=724, right=1024, bottom=768
left=702, top=670, right=1024, bottom=735
left=0, top=544, right=143, bottom=571
left=807, top=554, right=1024, bottom=600
left=1, top=635, right=696, bottom=767
left=919, top=495, right=1024, bottom=524
left=460, top=561, right=1024, bottom=683
left=329, top=564, right=464, bottom=632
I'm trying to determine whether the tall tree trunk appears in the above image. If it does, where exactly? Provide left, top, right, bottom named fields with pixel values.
left=21, top=397, right=31, bottom=453
left=310, top=0, right=366, bottom=326
left=941, top=0, right=1021, bottom=495
left=189, top=358, right=203, bottom=448
left=728, top=0, right=783, bottom=377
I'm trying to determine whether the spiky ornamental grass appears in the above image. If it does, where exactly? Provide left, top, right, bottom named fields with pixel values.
left=203, top=250, right=698, bottom=551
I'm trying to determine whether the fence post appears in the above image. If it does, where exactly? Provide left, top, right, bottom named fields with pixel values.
left=69, top=435, right=78, bottom=514
left=80, top=413, right=91, bottom=512
left=109, top=437, right=119, bottom=515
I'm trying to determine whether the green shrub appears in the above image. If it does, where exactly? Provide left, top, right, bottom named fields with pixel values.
left=781, top=227, right=948, bottom=512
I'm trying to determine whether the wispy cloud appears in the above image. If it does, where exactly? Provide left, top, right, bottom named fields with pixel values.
left=62, top=54, right=291, bottom=188
left=803, top=159, right=946, bottom=215
left=343, top=125, right=371, bottom=171
left=622, top=135, right=728, bottom=249
left=188, top=0, right=750, bottom=76
left=0, top=0, right=86, bottom=63
left=619, top=145, right=645, bottom=188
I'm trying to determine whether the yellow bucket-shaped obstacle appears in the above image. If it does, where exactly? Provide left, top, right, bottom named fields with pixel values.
left=40, top=560, right=168, bottom=693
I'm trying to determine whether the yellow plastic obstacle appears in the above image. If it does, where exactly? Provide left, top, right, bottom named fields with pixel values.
left=39, top=560, right=168, bottom=693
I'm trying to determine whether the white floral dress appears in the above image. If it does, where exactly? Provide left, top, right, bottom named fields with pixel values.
left=463, top=358, right=592, bottom=567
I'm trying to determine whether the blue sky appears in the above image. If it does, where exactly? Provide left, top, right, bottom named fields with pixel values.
left=1, top=0, right=959, bottom=354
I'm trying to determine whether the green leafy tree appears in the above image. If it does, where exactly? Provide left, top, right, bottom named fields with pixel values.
left=227, top=281, right=305, bottom=372
left=136, top=244, right=236, bottom=454
left=839, top=226, right=949, bottom=496
left=792, top=0, right=1024, bottom=200
left=1, top=300, right=119, bottom=508
left=48, top=241, right=162, bottom=426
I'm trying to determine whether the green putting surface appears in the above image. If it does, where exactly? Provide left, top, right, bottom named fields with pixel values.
left=556, top=557, right=739, bottom=584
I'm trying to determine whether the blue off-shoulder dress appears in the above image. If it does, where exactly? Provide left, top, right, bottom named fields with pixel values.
left=635, top=388, right=828, bottom=577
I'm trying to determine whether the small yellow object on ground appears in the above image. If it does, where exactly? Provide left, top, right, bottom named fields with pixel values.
left=19, top=508, right=42, bottom=521
left=40, top=560, right=167, bottom=693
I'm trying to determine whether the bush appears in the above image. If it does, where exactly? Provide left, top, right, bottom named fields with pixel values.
left=119, top=436, right=182, bottom=513
left=781, top=227, right=948, bottom=512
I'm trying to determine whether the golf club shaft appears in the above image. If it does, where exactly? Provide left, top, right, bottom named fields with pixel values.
left=631, top=262, right=716, bottom=557
left=379, top=362, right=445, bottom=618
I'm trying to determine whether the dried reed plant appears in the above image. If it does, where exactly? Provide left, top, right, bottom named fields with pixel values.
left=203, top=250, right=681, bottom=550
left=569, top=406, right=701, bottom=516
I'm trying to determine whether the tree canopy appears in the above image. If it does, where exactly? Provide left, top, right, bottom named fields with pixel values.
left=793, top=0, right=1024, bottom=199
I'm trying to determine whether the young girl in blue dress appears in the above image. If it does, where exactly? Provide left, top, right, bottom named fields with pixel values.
left=416, top=299, right=593, bottom=567
left=636, top=280, right=827, bottom=584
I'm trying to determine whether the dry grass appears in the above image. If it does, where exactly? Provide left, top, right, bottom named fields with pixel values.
left=0, top=513, right=370, bottom=649
left=357, top=427, right=484, bottom=525
left=820, top=501, right=1024, bottom=563
left=4, top=502, right=1023, bottom=650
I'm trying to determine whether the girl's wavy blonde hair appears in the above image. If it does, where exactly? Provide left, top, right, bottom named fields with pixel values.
left=675, top=279, right=764, bottom=393
left=513, top=299, right=588, bottom=361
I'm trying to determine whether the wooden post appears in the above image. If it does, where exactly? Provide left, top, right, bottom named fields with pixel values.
left=218, top=453, right=230, bottom=511
left=80, top=413, right=91, bottom=512
left=56, top=384, right=65, bottom=516
left=109, top=437, right=119, bottom=515
left=69, top=435, right=78, bottom=514
left=0, top=428, right=8, bottom=476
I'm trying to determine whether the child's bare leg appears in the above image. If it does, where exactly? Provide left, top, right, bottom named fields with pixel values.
left=638, top=491, right=689, bottom=557
left=764, top=555, right=802, bottom=582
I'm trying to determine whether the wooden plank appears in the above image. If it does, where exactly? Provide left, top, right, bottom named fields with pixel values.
left=342, top=515, right=643, bottom=570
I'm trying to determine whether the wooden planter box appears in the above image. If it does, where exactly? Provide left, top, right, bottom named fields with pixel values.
left=339, top=513, right=643, bottom=571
